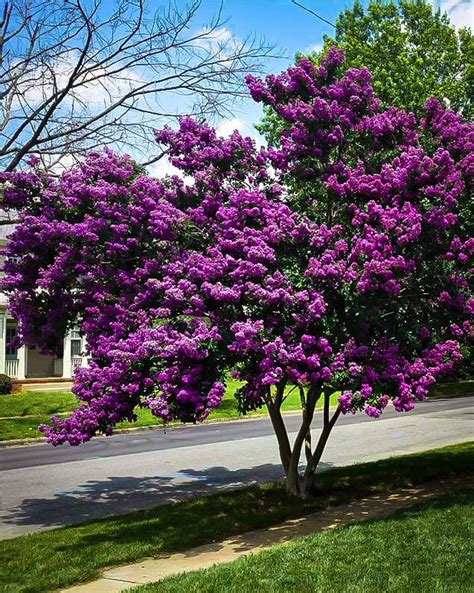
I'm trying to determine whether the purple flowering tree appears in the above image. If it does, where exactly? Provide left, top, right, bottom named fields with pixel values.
left=1, top=48, right=472, bottom=497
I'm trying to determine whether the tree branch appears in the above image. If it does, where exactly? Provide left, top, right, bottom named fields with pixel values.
left=0, top=0, right=277, bottom=171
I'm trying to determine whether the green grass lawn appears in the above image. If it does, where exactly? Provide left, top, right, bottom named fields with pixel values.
left=0, top=442, right=472, bottom=593
left=0, top=390, right=77, bottom=417
left=431, top=380, right=474, bottom=397
left=135, top=489, right=474, bottom=593
left=0, top=381, right=334, bottom=441
left=0, top=390, right=78, bottom=440
left=0, top=379, right=471, bottom=442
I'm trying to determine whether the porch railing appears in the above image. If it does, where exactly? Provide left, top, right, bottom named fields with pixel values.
left=71, top=357, right=83, bottom=372
left=5, top=358, right=19, bottom=378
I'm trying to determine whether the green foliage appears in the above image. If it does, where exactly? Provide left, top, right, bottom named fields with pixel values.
left=331, top=0, right=472, bottom=116
left=258, top=0, right=473, bottom=145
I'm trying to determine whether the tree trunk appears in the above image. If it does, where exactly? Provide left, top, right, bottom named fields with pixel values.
left=266, top=385, right=341, bottom=499
left=285, top=467, right=303, bottom=497
left=264, top=385, right=291, bottom=475
left=302, top=393, right=341, bottom=496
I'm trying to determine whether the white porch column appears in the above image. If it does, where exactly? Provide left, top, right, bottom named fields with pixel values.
left=16, top=345, right=27, bottom=380
left=0, top=314, right=6, bottom=374
left=80, top=336, right=89, bottom=368
left=62, top=333, right=72, bottom=378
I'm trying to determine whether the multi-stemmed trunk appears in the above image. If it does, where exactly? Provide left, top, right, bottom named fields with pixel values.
left=264, top=382, right=341, bottom=498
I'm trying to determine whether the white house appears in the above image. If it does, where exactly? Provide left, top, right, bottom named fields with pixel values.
left=0, top=224, right=87, bottom=389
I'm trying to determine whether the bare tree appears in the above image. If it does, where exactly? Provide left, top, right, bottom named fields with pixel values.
left=0, top=0, right=275, bottom=172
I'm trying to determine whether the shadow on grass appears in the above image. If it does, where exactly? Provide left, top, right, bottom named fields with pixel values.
left=2, top=461, right=330, bottom=532
left=4, top=440, right=474, bottom=536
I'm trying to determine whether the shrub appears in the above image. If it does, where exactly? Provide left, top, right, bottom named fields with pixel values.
left=0, top=373, right=13, bottom=395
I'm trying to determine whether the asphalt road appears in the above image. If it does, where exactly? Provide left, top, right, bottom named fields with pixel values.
left=1, top=396, right=472, bottom=539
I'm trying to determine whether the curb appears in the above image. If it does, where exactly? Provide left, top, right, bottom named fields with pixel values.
left=0, top=408, right=306, bottom=448
left=1, top=390, right=472, bottom=448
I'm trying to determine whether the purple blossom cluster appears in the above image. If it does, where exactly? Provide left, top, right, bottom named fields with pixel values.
left=1, top=49, right=472, bottom=445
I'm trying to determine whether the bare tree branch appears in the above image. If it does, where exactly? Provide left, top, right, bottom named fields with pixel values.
left=0, top=0, right=277, bottom=172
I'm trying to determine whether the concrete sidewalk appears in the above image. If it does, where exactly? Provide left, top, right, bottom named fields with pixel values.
left=61, top=474, right=473, bottom=593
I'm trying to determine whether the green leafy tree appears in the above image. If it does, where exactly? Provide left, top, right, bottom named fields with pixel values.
left=258, top=0, right=473, bottom=144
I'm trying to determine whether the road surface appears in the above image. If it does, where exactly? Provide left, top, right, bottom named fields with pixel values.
left=1, top=396, right=472, bottom=539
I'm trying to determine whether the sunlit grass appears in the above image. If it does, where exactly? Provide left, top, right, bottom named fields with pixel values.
left=136, top=489, right=474, bottom=593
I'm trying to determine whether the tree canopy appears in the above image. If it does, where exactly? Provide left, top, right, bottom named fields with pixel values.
left=2, top=48, right=472, bottom=497
left=330, top=0, right=472, bottom=116
left=258, top=0, right=473, bottom=145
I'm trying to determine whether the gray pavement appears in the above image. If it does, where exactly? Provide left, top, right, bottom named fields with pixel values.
left=1, top=396, right=472, bottom=539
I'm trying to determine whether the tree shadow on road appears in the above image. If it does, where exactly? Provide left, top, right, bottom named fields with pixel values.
left=2, top=461, right=333, bottom=533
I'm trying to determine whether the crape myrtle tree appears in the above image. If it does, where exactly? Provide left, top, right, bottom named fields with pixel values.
left=1, top=48, right=473, bottom=497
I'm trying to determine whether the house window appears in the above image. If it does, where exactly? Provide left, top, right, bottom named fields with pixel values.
left=6, top=327, right=17, bottom=359
left=5, top=255, right=20, bottom=267
left=70, top=327, right=82, bottom=358
left=71, top=339, right=82, bottom=357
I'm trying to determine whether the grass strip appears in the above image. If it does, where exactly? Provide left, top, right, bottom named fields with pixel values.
left=0, top=382, right=336, bottom=442
left=1, top=379, right=472, bottom=442
left=135, top=488, right=474, bottom=593
left=0, top=442, right=472, bottom=593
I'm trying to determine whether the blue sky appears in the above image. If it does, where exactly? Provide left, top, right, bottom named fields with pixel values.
left=153, top=0, right=358, bottom=175
left=197, top=1, right=471, bottom=60
left=151, top=0, right=472, bottom=176
left=168, top=0, right=471, bottom=137
left=197, top=0, right=345, bottom=59
left=186, top=0, right=356, bottom=143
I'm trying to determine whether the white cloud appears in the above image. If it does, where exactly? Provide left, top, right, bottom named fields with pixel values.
left=216, top=117, right=245, bottom=137
left=431, top=1, right=474, bottom=29
left=15, top=50, right=145, bottom=110
left=148, top=154, right=195, bottom=186
left=44, top=153, right=76, bottom=173
left=198, top=26, right=234, bottom=47
left=303, top=42, right=323, bottom=54
left=194, top=26, right=243, bottom=58
left=217, top=115, right=266, bottom=148
left=445, top=0, right=474, bottom=29
left=149, top=155, right=183, bottom=178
